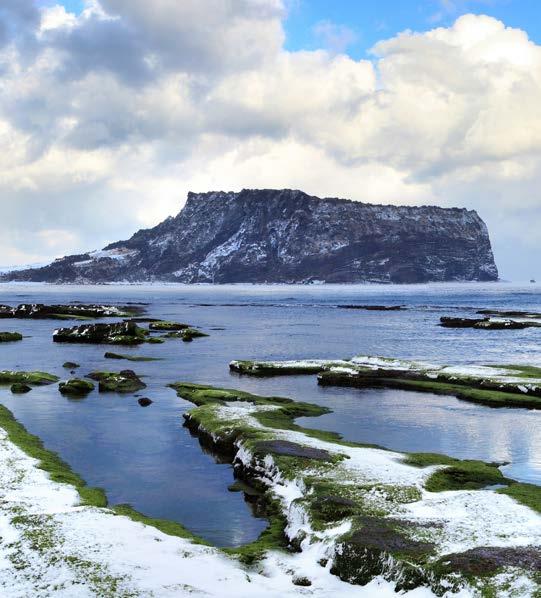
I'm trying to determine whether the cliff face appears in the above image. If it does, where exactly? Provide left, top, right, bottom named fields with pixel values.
left=5, top=189, right=498, bottom=284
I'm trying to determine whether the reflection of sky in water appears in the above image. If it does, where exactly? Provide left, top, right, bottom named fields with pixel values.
left=297, top=387, right=541, bottom=485
left=0, top=281, right=540, bottom=544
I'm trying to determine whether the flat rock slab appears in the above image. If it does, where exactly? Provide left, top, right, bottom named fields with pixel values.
left=254, top=440, right=331, bottom=461
left=346, top=517, right=435, bottom=556
left=439, top=546, right=541, bottom=575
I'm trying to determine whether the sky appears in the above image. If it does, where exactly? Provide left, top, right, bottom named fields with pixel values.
left=1, top=1, right=541, bottom=280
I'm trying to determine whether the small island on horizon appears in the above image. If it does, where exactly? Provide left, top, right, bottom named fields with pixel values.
left=2, top=189, right=498, bottom=285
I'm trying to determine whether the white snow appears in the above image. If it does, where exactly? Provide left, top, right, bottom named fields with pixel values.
left=0, top=425, right=437, bottom=597
left=212, top=401, right=541, bottom=596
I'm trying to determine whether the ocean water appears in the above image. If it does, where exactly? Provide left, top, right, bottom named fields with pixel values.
left=0, top=281, right=540, bottom=545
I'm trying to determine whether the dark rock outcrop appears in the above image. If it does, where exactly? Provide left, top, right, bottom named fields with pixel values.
left=2, top=189, right=498, bottom=284
left=53, top=321, right=147, bottom=345
left=0, top=303, right=140, bottom=319
left=87, top=370, right=146, bottom=393
left=10, top=383, right=31, bottom=394
left=0, top=332, right=23, bottom=342
left=59, top=379, right=95, bottom=396
left=440, top=317, right=535, bottom=330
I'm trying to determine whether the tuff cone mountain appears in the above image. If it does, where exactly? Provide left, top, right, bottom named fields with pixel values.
left=5, top=189, right=498, bottom=284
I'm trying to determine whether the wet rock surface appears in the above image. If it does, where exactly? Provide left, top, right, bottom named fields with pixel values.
left=331, top=517, right=436, bottom=590
left=440, top=316, right=536, bottom=329
left=59, top=379, right=95, bottom=396
left=477, top=309, right=541, bottom=319
left=0, top=332, right=23, bottom=342
left=0, top=303, right=140, bottom=319
left=0, top=371, right=59, bottom=385
left=53, top=321, right=147, bottom=345
left=62, top=362, right=80, bottom=369
left=87, top=370, right=146, bottom=393
left=163, top=328, right=209, bottom=342
left=254, top=440, right=331, bottom=461
left=10, top=383, right=31, bottom=394
left=437, top=545, right=541, bottom=576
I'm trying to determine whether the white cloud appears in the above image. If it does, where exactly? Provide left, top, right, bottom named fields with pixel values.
left=0, top=3, right=540, bottom=279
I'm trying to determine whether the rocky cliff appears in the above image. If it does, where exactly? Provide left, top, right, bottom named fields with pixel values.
left=4, top=189, right=498, bottom=284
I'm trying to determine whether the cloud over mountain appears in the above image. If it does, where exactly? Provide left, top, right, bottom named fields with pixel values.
left=0, top=1, right=539, bottom=278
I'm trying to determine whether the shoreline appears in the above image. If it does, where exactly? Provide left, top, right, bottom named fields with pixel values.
left=0, top=376, right=539, bottom=595
left=0, top=401, right=429, bottom=597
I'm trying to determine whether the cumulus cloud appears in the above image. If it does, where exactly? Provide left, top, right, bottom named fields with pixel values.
left=0, top=2, right=540, bottom=279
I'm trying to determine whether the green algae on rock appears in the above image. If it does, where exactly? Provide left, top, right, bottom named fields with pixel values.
left=0, top=331, right=23, bottom=342
left=87, top=370, right=146, bottom=393
left=59, top=379, right=95, bottom=396
left=62, top=361, right=80, bottom=369
left=10, top=383, right=32, bottom=394
left=169, top=381, right=541, bottom=594
left=230, top=359, right=349, bottom=377
left=230, top=355, right=541, bottom=409
left=0, top=371, right=59, bottom=385
left=163, top=327, right=209, bottom=342
left=53, top=321, right=148, bottom=345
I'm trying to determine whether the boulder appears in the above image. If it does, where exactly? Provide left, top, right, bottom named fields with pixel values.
left=59, top=379, right=95, bottom=396
left=0, top=332, right=23, bottom=342
left=87, top=370, right=146, bottom=393
left=10, top=383, right=31, bottom=394
left=62, top=361, right=80, bottom=369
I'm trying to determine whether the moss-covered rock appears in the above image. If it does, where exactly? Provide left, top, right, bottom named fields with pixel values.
left=317, top=360, right=541, bottom=409
left=0, top=331, right=23, bottom=342
left=87, top=370, right=146, bottom=393
left=0, top=303, right=142, bottom=320
left=59, top=379, right=95, bottom=396
left=164, top=327, right=209, bottom=342
left=10, top=383, right=31, bottom=394
left=230, top=359, right=336, bottom=376
left=253, top=439, right=331, bottom=461
left=170, top=381, right=541, bottom=594
left=330, top=518, right=436, bottom=590
left=434, top=546, right=541, bottom=578
left=53, top=321, right=148, bottom=345
left=0, top=371, right=59, bottom=385
left=62, top=361, right=80, bottom=369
